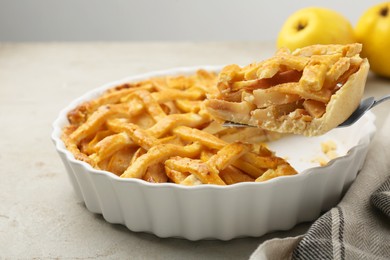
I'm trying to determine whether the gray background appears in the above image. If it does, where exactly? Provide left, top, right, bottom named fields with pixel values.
left=0, top=0, right=384, bottom=41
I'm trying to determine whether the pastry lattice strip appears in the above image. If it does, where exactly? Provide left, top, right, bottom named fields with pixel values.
left=62, top=70, right=296, bottom=185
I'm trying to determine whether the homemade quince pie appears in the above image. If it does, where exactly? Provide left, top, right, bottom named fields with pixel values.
left=204, top=44, right=370, bottom=136
left=62, top=70, right=296, bottom=185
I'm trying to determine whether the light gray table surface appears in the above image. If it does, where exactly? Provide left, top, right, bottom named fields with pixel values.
left=0, top=42, right=389, bottom=259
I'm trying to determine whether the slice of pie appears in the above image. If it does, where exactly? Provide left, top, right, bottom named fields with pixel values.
left=204, top=43, right=370, bottom=136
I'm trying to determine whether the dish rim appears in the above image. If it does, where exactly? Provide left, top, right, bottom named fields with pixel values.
left=51, top=65, right=377, bottom=191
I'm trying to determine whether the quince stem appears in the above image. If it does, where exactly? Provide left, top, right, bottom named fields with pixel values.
left=380, top=6, right=388, bottom=17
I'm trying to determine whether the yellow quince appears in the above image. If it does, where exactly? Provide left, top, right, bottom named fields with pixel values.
left=277, top=7, right=356, bottom=51
left=355, top=2, right=390, bottom=78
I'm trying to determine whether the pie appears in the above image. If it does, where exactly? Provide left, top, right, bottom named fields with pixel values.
left=62, top=70, right=296, bottom=185
left=204, top=44, right=370, bottom=136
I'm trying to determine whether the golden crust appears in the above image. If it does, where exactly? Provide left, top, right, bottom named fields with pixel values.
left=205, top=44, right=369, bottom=136
left=62, top=70, right=296, bottom=185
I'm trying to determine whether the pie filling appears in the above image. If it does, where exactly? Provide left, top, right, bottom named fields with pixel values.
left=205, top=43, right=367, bottom=135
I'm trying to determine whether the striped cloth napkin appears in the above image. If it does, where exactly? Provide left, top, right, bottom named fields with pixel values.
left=251, top=115, right=390, bottom=260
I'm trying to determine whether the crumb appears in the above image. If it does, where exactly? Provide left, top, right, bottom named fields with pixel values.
left=312, top=157, right=328, bottom=166
left=321, top=140, right=337, bottom=154
left=321, top=140, right=338, bottom=160
left=326, top=150, right=338, bottom=160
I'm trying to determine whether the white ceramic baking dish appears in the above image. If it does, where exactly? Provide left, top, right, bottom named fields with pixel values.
left=51, top=66, right=376, bottom=240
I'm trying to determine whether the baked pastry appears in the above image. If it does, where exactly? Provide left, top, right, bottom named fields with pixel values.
left=62, top=70, right=296, bottom=185
left=204, top=44, right=370, bottom=136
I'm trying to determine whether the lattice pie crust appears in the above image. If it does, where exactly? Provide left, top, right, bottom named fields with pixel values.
left=62, top=70, right=296, bottom=185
